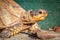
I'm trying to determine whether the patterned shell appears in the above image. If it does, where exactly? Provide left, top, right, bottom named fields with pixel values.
left=0, top=0, right=26, bottom=29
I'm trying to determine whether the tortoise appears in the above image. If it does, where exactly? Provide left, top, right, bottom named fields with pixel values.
left=0, top=0, right=56, bottom=38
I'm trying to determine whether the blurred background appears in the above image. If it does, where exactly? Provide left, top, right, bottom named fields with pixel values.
left=14, top=0, right=60, bottom=29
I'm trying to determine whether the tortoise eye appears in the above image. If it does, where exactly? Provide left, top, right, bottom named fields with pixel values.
left=30, top=11, right=33, bottom=13
left=39, top=11, right=42, bottom=14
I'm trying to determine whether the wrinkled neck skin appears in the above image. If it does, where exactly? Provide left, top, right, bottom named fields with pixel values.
left=21, top=11, right=37, bottom=25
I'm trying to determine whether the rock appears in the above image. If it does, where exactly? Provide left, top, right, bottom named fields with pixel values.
left=53, top=26, right=60, bottom=32
left=37, top=30, right=56, bottom=39
left=0, top=33, right=39, bottom=40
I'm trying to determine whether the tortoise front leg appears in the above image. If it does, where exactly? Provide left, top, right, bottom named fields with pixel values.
left=21, top=23, right=41, bottom=34
left=0, top=23, right=30, bottom=38
left=28, top=23, right=41, bottom=34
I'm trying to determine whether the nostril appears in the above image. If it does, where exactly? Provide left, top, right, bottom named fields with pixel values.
left=39, top=11, right=42, bottom=14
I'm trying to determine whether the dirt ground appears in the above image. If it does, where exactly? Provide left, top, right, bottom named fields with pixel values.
left=0, top=31, right=60, bottom=40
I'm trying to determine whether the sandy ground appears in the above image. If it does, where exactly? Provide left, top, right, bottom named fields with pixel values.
left=0, top=31, right=60, bottom=40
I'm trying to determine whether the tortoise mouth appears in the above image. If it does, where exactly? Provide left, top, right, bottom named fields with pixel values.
left=40, top=16, right=46, bottom=18
left=32, top=16, right=46, bottom=22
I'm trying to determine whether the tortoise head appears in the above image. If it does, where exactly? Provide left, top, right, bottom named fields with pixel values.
left=30, top=9, right=47, bottom=22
